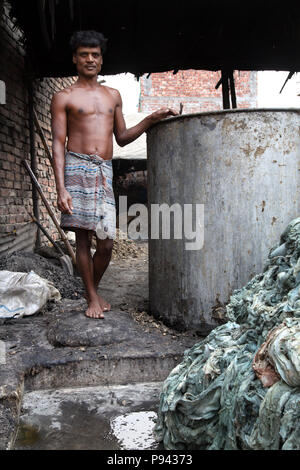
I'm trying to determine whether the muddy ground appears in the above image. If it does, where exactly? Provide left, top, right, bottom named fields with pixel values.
left=0, top=231, right=201, bottom=341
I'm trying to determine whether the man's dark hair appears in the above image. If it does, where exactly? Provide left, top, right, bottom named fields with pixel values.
left=70, top=30, right=108, bottom=54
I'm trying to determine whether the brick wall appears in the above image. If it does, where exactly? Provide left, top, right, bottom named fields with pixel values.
left=139, top=70, right=257, bottom=113
left=0, top=3, right=75, bottom=252
left=33, top=76, right=75, bottom=242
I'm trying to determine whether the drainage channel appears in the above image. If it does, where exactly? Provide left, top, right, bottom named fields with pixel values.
left=13, top=382, right=164, bottom=450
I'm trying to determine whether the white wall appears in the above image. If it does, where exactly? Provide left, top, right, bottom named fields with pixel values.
left=98, top=73, right=140, bottom=114
left=257, top=71, right=300, bottom=108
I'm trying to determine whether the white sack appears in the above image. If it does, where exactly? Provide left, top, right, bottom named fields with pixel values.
left=0, top=270, right=61, bottom=319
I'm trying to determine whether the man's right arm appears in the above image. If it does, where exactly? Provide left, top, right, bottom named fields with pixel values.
left=50, top=92, right=73, bottom=214
left=112, top=89, right=178, bottom=147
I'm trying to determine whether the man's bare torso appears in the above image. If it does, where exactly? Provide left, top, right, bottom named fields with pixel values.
left=61, top=83, right=118, bottom=159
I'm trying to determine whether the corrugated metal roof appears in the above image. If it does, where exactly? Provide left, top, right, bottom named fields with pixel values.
left=7, top=0, right=300, bottom=78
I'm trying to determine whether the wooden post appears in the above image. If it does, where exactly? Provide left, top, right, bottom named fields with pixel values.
left=229, top=71, right=237, bottom=108
left=28, top=80, right=41, bottom=247
left=221, top=70, right=230, bottom=109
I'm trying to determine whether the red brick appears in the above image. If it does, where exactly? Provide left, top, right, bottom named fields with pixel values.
left=139, top=70, right=257, bottom=113
left=0, top=7, right=76, bottom=241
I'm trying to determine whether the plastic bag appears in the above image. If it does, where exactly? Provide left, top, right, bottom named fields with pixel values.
left=0, top=270, right=61, bottom=319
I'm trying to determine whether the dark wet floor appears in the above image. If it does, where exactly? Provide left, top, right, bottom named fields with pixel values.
left=14, top=382, right=164, bottom=450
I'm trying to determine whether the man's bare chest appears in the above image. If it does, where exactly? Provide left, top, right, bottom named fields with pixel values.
left=67, top=92, right=115, bottom=118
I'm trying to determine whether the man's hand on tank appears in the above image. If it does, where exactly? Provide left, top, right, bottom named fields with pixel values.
left=57, top=189, right=73, bottom=214
left=148, top=108, right=179, bottom=124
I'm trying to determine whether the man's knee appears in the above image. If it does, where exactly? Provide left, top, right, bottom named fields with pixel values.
left=75, top=229, right=92, bottom=249
left=95, top=238, right=113, bottom=257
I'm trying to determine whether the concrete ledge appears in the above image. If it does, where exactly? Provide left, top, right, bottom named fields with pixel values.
left=24, top=354, right=183, bottom=392
left=0, top=304, right=197, bottom=449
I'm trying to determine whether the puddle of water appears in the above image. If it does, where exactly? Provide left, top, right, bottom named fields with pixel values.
left=16, top=423, right=40, bottom=447
left=111, top=411, right=158, bottom=450
left=14, top=382, right=164, bottom=450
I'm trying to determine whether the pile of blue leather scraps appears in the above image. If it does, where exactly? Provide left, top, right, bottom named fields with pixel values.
left=155, top=218, right=300, bottom=450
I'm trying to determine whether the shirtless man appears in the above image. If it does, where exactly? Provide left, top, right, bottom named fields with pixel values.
left=51, top=30, right=177, bottom=319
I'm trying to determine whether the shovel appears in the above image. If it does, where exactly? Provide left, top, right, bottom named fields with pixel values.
left=27, top=211, right=74, bottom=276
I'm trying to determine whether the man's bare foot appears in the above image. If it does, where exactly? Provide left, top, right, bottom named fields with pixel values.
left=83, top=293, right=111, bottom=312
left=97, top=294, right=111, bottom=312
left=85, top=298, right=105, bottom=319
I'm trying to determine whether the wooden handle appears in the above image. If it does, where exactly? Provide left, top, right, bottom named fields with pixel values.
left=27, top=209, right=65, bottom=257
left=33, top=108, right=53, bottom=163
left=22, top=159, right=76, bottom=265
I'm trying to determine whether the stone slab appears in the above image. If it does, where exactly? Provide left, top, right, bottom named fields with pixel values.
left=47, top=307, right=141, bottom=347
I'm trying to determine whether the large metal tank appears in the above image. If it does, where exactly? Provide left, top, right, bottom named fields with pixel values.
left=147, top=109, right=300, bottom=334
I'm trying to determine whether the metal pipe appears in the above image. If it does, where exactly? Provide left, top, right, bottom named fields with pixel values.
left=28, top=79, right=41, bottom=248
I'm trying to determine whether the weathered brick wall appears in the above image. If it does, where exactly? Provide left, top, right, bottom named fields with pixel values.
left=34, top=76, right=75, bottom=242
left=0, top=3, right=75, bottom=252
left=139, top=70, right=257, bottom=113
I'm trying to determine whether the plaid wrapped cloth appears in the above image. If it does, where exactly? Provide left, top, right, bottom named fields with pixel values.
left=60, top=151, right=116, bottom=239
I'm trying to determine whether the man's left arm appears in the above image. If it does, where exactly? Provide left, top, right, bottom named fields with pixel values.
left=112, top=89, right=178, bottom=147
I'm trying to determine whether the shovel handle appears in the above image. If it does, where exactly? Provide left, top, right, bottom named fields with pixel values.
left=22, top=159, right=76, bottom=265
left=33, top=108, right=53, bottom=163
left=27, top=210, right=65, bottom=257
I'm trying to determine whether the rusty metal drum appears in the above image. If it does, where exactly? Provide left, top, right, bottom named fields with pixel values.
left=147, top=109, right=300, bottom=334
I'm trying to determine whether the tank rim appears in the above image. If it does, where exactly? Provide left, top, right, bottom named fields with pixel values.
left=148, top=107, right=300, bottom=129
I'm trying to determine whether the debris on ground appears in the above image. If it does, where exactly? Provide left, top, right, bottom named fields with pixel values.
left=0, top=232, right=180, bottom=341
left=0, top=229, right=148, bottom=301
left=127, top=305, right=201, bottom=341
left=0, top=251, right=85, bottom=300
left=0, top=230, right=194, bottom=342
left=155, top=218, right=300, bottom=450
left=95, top=228, right=148, bottom=260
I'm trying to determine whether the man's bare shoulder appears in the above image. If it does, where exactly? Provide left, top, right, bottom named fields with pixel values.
left=51, top=86, right=73, bottom=108
left=51, top=84, right=80, bottom=104
left=101, top=85, right=122, bottom=101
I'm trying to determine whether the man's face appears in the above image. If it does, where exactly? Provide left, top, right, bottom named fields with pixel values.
left=73, top=46, right=102, bottom=77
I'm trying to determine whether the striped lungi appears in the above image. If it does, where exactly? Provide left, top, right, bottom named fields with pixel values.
left=60, top=151, right=116, bottom=239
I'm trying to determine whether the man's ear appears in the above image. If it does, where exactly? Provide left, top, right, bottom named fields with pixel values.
left=72, top=54, right=77, bottom=65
